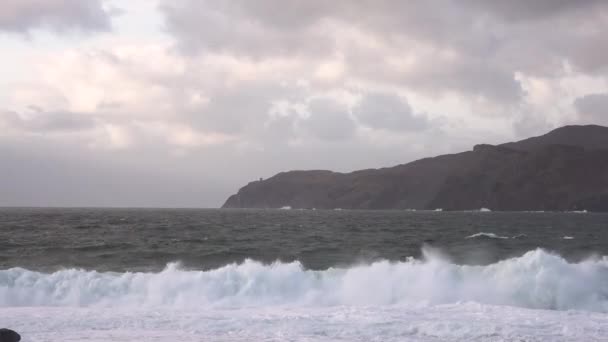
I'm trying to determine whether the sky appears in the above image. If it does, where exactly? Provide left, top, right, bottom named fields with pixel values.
left=1, top=0, right=607, bottom=208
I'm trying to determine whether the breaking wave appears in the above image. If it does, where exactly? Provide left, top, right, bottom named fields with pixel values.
left=2, top=249, right=608, bottom=312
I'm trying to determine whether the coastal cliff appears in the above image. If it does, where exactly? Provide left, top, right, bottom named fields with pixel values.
left=223, top=125, right=608, bottom=211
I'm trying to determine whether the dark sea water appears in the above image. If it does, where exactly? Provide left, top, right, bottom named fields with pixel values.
left=3, top=208, right=608, bottom=341
left=1, top=207, right=606, bottom=271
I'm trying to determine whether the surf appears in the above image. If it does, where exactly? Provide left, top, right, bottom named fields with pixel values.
left=1, top=248, right=608, bottom=312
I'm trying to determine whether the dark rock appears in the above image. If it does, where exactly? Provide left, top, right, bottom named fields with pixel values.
left=222, top=125, right=608, bottom=212
left=0, top=329, right=21, bottom=342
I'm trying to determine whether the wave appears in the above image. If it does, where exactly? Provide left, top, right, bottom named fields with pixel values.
left=465, top=232, right=527, bottom=239
left=465, top=232, right=510, bottom=239
left=1, top=249, right=608, bottom=312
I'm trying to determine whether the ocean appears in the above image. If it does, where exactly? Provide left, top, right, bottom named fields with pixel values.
left=1, top=208, right=608, bottom=341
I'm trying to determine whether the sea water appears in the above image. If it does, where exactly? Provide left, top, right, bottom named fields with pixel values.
left=1, top=208, right=608, bottom=341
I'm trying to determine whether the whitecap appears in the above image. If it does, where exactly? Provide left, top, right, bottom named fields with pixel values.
left=465, top=232, right=510, bottom=239
left=2, top=248, right=608, bottom=313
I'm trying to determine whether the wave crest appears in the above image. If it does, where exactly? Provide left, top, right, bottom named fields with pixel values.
left=1, top=249, right=608, bottom=312
left=465, top=232, right=527, bottom=239
left=465, top=232, right=510, bottom=239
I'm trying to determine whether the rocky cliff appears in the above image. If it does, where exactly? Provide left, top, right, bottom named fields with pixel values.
left=222, top=125, right=608, bottom=211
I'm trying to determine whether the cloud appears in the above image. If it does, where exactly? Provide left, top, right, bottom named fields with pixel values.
left=159, top=0, right=334, bottom=57
left=190, top=81, right=304, bottom=134
left=0, top=137, right=234, bottom=208
left=159, top=0, right=608, bottom=105
left=303, top=98, right=356, bottom=141
left=2, top=1, right=608, bottom=207
left=0, top=0, right=113, bottom=34
left=574, top=93, right=608, bottom=125
left=353, top=92, right=430, bottom=132
left=465, top=0, right=605, bottom=22
left=2, top=107, right=95, bottom=133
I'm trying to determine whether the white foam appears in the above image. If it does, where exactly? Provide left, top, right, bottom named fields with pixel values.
left=3, top=303, right=608, bottom=342
left=465, top=232, right=510, bottom=239
left=465, top=232, right=528, bottom=239
left=4, top=249, right=608, bottom=341
left=2, top=248, right=608, bottom=312
left=569, top=210, right=588, bottom=214
left=563, top=236, right=575, bottom=240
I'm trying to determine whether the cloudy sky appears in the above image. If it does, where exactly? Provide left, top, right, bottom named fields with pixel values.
left=1, top=0, right=607, bottom=207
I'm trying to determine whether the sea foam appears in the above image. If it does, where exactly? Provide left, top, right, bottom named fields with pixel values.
left=1, top=248, right=608, bottom=312
left=465, top=232, right=510, bottom=239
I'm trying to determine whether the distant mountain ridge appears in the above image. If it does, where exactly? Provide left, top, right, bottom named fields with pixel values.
left=223, top=125, right=608, bottom=211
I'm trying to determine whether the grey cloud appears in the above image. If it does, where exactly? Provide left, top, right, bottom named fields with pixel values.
left=0, top=0, right=112, bottom=34
left=466, top=0, right=605, bottom=22
left=159, top=0, right=608, bottom=105
left=353, top=92, right=430, bottom=132
left=402, top=59, right=523, bottom=104
left=512, top=113, right=553, bottom=139
left=197, top=86, right=273, bottom=134
left=0, top=138, right=232, bottom=208
left=2, top=108, right=96, bottom=133
left=494, top=8, right=608, bottom=75
left=262, top=114, right=297, bottom=145
left=0, top=130, right=446, bottom=207
left=160, top=0, right=333, bottom=57
left=5, top=1, right=608, bottom=208
left=574, top=93, right=608, bottom=125
left=188, top=81, right=305, bottom=135
left=303, top=98, right=356, bottom=141
left=158, top=1, right=466, bottom=57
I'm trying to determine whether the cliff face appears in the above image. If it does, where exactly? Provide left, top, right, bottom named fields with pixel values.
left=222, top=125, right=608, bottom=211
